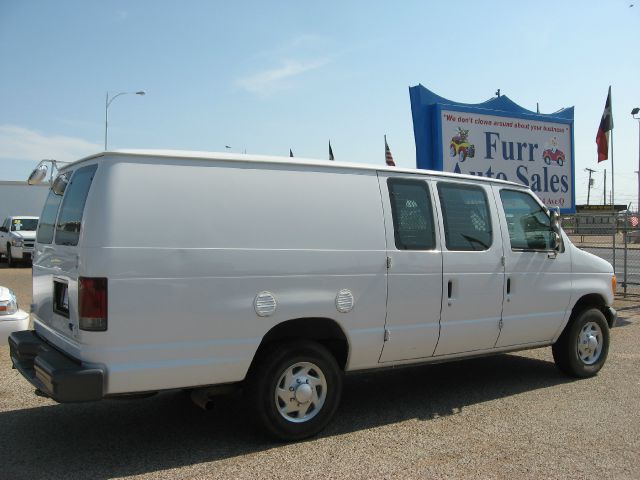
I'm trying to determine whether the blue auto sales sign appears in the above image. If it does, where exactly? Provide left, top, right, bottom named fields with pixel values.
left=409, top=85, right=575, bottom=213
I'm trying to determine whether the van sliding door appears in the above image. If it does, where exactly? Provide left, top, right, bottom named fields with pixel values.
left=433, top=181, right=505, bottom=356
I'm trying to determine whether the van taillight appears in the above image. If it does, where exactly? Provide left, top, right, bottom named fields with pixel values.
left=79, top=277, right=108, bottom=331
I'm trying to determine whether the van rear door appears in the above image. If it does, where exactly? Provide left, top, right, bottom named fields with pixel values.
left=377, top=173, right=443, bottom=362
left=33, top=164, right=98, bottom=343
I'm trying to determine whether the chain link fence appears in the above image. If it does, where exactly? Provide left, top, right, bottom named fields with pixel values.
left=562, top=212, right=640, bottom=297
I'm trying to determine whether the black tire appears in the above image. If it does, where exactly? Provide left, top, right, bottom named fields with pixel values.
left=246, top=340, right=343, bottom=441
left=552, top=308, right=610, bottom=378
left=558, top=159, right=564, bottom=167
left=6, top=244, right=15, bottom=268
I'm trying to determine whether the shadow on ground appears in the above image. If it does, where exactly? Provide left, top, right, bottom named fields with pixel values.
left=0, top=353, right=574, bottom=479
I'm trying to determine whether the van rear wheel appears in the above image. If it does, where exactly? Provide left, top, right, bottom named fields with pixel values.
left=246, top=340, right=342, bottom=441
left=552, top=308, right=609, bottom=378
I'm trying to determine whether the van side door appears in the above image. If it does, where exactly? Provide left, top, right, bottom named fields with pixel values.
left=377, top=173, right=443, bottom=362
left=433, top=180, right=505, bottom=356
left=493, top=187, right=572, bottom=346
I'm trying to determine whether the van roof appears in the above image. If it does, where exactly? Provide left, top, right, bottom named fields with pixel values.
left=66, top=149, right=525, bottom=188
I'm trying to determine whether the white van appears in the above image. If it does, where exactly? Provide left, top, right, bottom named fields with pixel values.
left=10, top=150, right=616, bottom=440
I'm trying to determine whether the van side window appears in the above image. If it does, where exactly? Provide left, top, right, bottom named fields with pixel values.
left=54, top=165, right=98, bottom=246
left=437, top=183, right=492, bottom=251
left=499, top=190, right=553, bottom=251
left=388, top=178, right=436, bottom=250
left=36, top=172, right=71, bottom=244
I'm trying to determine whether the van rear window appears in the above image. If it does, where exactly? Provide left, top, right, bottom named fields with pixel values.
left=36, top=172, right=70, bottom=244
left=54, top=165, right=98, bottom=246
left=388, top=178, right=436, bottom=250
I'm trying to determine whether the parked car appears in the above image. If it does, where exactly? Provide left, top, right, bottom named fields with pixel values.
left=9, top=150, right=616, bottom=441
left=0, top=216, right=39, bottom=266
left=627, top=230, right=640, bottom=243
left=542, top=148, right=565, bottom=166
left=0, top=286, right=29, bottom=345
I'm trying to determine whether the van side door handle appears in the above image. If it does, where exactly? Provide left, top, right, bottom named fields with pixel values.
left=447, top=280, right=453, bottom=306
left=506, top=278, right=511, bottom=302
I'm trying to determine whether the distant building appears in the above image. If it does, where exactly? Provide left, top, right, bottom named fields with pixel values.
left=0, top=181, right=49, bottom=221
left=574, top=204, right=626, bottom=234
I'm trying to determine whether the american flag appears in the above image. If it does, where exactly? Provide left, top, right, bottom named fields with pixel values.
left=384, top=135, right=396, bottom=166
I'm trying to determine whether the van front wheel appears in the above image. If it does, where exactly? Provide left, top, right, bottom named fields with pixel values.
left=247, top=341, right=343, bottom=441
left=552, top=308, right=610, bottom=378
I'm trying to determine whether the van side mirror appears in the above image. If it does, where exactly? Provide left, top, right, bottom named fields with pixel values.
left=549, top=208, right=563, bottom=252
left=0, top=226, right=6, bottom=233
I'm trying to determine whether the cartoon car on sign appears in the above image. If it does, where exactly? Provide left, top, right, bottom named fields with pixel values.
left=542, top=148, right=565, bottom=166
left=450, top=127, right=475, bottom=162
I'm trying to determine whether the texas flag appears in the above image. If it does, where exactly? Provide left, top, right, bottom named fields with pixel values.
left=596, top=86, right=613, bottom=162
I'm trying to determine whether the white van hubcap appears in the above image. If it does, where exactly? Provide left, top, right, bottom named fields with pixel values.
left=577, top=322, right=603, bottom=365
left=275, top=361, right=327, bottom=423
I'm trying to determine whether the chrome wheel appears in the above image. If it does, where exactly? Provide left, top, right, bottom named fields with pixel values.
left=275, top=361, right=327, bottom=423
left=577, top=321, right=603, bottom=365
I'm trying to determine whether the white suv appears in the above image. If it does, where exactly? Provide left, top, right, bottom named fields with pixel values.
left=0, top=216, right=39, bottom=267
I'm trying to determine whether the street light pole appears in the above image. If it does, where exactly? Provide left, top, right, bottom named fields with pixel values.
left=104, top=90, right=146, bottom=150
left=632, top=108, right=640, bottom=212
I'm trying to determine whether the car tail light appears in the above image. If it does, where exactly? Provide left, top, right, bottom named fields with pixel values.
left=0, top=293, right=18, bottom=316
left=79, top=277, right=108, bottom=331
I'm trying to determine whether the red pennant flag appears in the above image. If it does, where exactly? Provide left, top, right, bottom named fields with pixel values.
left=596, top=86, right=613, bottom=162
left=384, top=135, right=396, bottom=166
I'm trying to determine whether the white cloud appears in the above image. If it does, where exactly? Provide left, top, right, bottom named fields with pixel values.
left=0, top=125, right=101, bottom=162
left=236, top=58, right=329, bottom=96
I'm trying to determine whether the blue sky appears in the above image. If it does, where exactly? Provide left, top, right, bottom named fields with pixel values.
left=1, top=1, right=639, bottom=207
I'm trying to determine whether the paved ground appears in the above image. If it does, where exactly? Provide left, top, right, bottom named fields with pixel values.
left=0, top=264, right=639, bottom=479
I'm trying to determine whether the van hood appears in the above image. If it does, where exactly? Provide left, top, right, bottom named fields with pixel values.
left=570, top=243, right=614, bottom=274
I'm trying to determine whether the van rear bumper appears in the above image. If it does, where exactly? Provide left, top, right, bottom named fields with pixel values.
left=9, top=330, right=103, bottom=402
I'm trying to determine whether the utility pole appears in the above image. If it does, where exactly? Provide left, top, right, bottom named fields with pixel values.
left=636, top=171, right=639, bottom=213
left=585, top=168, right=596, bottom=205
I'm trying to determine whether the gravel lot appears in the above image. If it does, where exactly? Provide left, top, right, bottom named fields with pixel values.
left=0, top=264, right=639, bottom=479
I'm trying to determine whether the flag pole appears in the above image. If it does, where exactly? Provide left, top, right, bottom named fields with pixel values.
left=611, top=111, right=616, bottom=276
